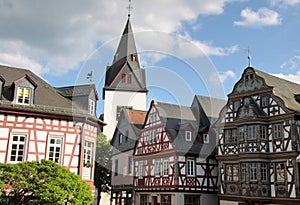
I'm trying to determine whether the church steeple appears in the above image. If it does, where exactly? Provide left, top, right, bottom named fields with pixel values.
left=104, top=15, right=147, bottom=97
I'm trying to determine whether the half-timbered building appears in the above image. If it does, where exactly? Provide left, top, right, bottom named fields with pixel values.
left=0, top=65, right=104, bottom=194
left=215, top=66, right=300, bottom=205
left=111, top=108, right=147, bottom=205
left=133, top=96, right=225, bottom=205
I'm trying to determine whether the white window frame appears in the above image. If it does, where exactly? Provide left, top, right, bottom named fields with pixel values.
left=250, top=163, right=257, bottom=182
left=162, top=159, right=169, bottom=177
left=185, top=131, right=192, bottom=141
left=83, top=140, right=94, bottom=168
left=7, top=134, right=27, bottom=163
left=186, top=158, right=195, bottom=177
left=154, top=160, right=161, bottom=177
left=46, top=136, right=63, bottom=164
left=247, top=125, right=257, bottom=140
left=16, top=87, right=31, bottom=105
left=88, top=99, right=95, bottom=115
left=138, top=161, right=144, bottom=179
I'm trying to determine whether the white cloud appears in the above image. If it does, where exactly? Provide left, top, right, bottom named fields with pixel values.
left=0, top=0, right=240, bottom=77
left=0, top=52, right=46, bottom=75
left=280, top=55, right=300, bottom=70
left=273, top=71, right=300, bottom=84
left=234, top=7, right=282, bottom=27
left=218, top=70, right=236, bottom=83
left=270, top=0, right=300, bottom=7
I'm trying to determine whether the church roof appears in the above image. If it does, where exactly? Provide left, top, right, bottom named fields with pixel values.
left=104, top=16, right=147, bottom=94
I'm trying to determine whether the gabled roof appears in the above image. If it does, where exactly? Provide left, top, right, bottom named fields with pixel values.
left=195, top=95, right=226, bottom=119
left=126, top=109, right=147, bottom=125
left=57, top=84, right=99, bottom=100
left=0, top=65, right=104, bottom=125
left=253, top=68, right=300, bottom=112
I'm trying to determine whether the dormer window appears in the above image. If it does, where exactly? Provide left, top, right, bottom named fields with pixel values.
left=185, top=131, right=192, bottom=141
left=17, top=87, right=31, bottom=105
left=13, top=75, right=36, bottom=106
left=203, top=134, right=209, bottom=144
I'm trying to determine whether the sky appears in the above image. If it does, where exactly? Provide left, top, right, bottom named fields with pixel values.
left=0, top=0, right=300, bottom=115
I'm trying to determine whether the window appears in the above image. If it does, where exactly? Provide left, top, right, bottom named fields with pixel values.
left=149, top=130, right=156, bottom=144
left=131, top=54, right=138, bottom=62
left=250, top=163, right=257, bottom=181
left=162, top=159, right=169, bottom=176
left=225, top=129, right=237, bottom=144
left=83, top=141, right=94, bottom=168
left=248, top=125, right=257, bottom=140
left=140, top=194, right=148, bottom=205
left=261, top=163, right=268, bottom=181
left=154, top=160, right=160, bottom=177
left=121, top=74, right=126, bottom=83
left=273, top=123, right=282, bottom=139
left=114, top=159, right=119, bottom=176
left=261, top=96, right=269, bottom=107
left=185, top=131, right=192, bottom=141
left=239, top=127, right=245, bottom=141
left=138, top=162, right=144, bottom=179
left=127, top=74, right=132, bottom=84
left=276, top=162, right=285, bottom=182
left=184, top=195, right=200, bottom=205
left=259, top=125, right=267, bottom=140
left=8, top=134, right=27, bottom=162
left=186, top=158, right=195, bottom=177
left=241, top=163, right=247, bottom=182
left=17, top=87, right=31, bottom=105
left=119, top=133, right=123, bottom=144
left=47, top=137, right=63, bottom=163
left=203, top=134, right=209, bottom=144
left=88, top=99, right=95, bottom=115
left=128, top=156, right=132, bottom=174
left=225, top=164, right=239, bottom=181
left=161, top=195, right=171, bottom=205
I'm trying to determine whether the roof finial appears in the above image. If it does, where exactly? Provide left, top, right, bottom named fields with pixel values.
left=244, top=47, right=251, bottom=67
left=127, top=0, right=133, bottom=17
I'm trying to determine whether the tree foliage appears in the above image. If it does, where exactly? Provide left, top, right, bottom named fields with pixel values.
left=0, top=160, right=93, bottom=205
left=94, top=133, right=111, bottom=205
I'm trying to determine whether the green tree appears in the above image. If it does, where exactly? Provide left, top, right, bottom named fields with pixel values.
left=94, top=133, right=111, bottom=205
left=0, top=160, right=93, bottom=204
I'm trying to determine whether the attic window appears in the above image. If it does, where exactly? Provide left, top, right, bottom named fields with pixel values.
left=203, top=134, right=209, bottom=144
left=185, top=131, right=192, bottom=141
left=131, top=54, right=137, bottom=62
left=17, top=87, right=31, bottom=105
left=245, top=73, right=254, bottom=81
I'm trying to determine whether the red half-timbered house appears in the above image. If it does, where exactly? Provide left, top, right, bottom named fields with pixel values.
left=215, top=67, right=300, bottom=205
left=0, top=65, right=104, bottom=194
left=133, top=96, right=225, bottom=205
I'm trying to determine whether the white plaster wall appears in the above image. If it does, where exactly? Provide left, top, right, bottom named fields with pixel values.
left=103, top=90, right=147, bottom=139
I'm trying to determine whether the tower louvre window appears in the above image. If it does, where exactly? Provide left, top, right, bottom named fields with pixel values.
left=121, top=74, right=126, bottom=83
left=131, top=54, right=137, bottom=62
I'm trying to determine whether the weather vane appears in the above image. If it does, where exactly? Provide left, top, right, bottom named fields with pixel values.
left=244, top=47, right=251, bottom=67
left=127, top=0, right=133, bottom=17
left=86, top=71, right=93, bottom=83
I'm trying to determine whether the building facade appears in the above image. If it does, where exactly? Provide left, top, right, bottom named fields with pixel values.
left=215, top=67, right=300, bottom=204
left=0, top=65, right=104, bottom=194
left=133, top=96, right=225, bottom=205
left=103, top=14, right=148, bottom=140
left=111, top=109, right=147, bottom=205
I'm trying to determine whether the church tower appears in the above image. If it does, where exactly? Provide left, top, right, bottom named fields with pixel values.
left=103, top=14, right=148, bottom=139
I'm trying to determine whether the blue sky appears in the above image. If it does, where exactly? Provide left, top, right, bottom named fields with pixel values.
left=0, top=0, right=300, bottom=115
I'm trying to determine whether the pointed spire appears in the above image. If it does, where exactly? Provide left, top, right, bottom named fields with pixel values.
left=112, top=15, right=138, bottom=65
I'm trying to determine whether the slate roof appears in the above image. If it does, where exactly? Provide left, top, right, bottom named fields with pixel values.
left=0, top=65, right=104, bottom=124
left=195, top=95, right=226, bottom=119
left=57, top=84, right=98, bottom=100
left=253, top=68, right=300, bottom=112
left=104, top=16, right=147, bottom=92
